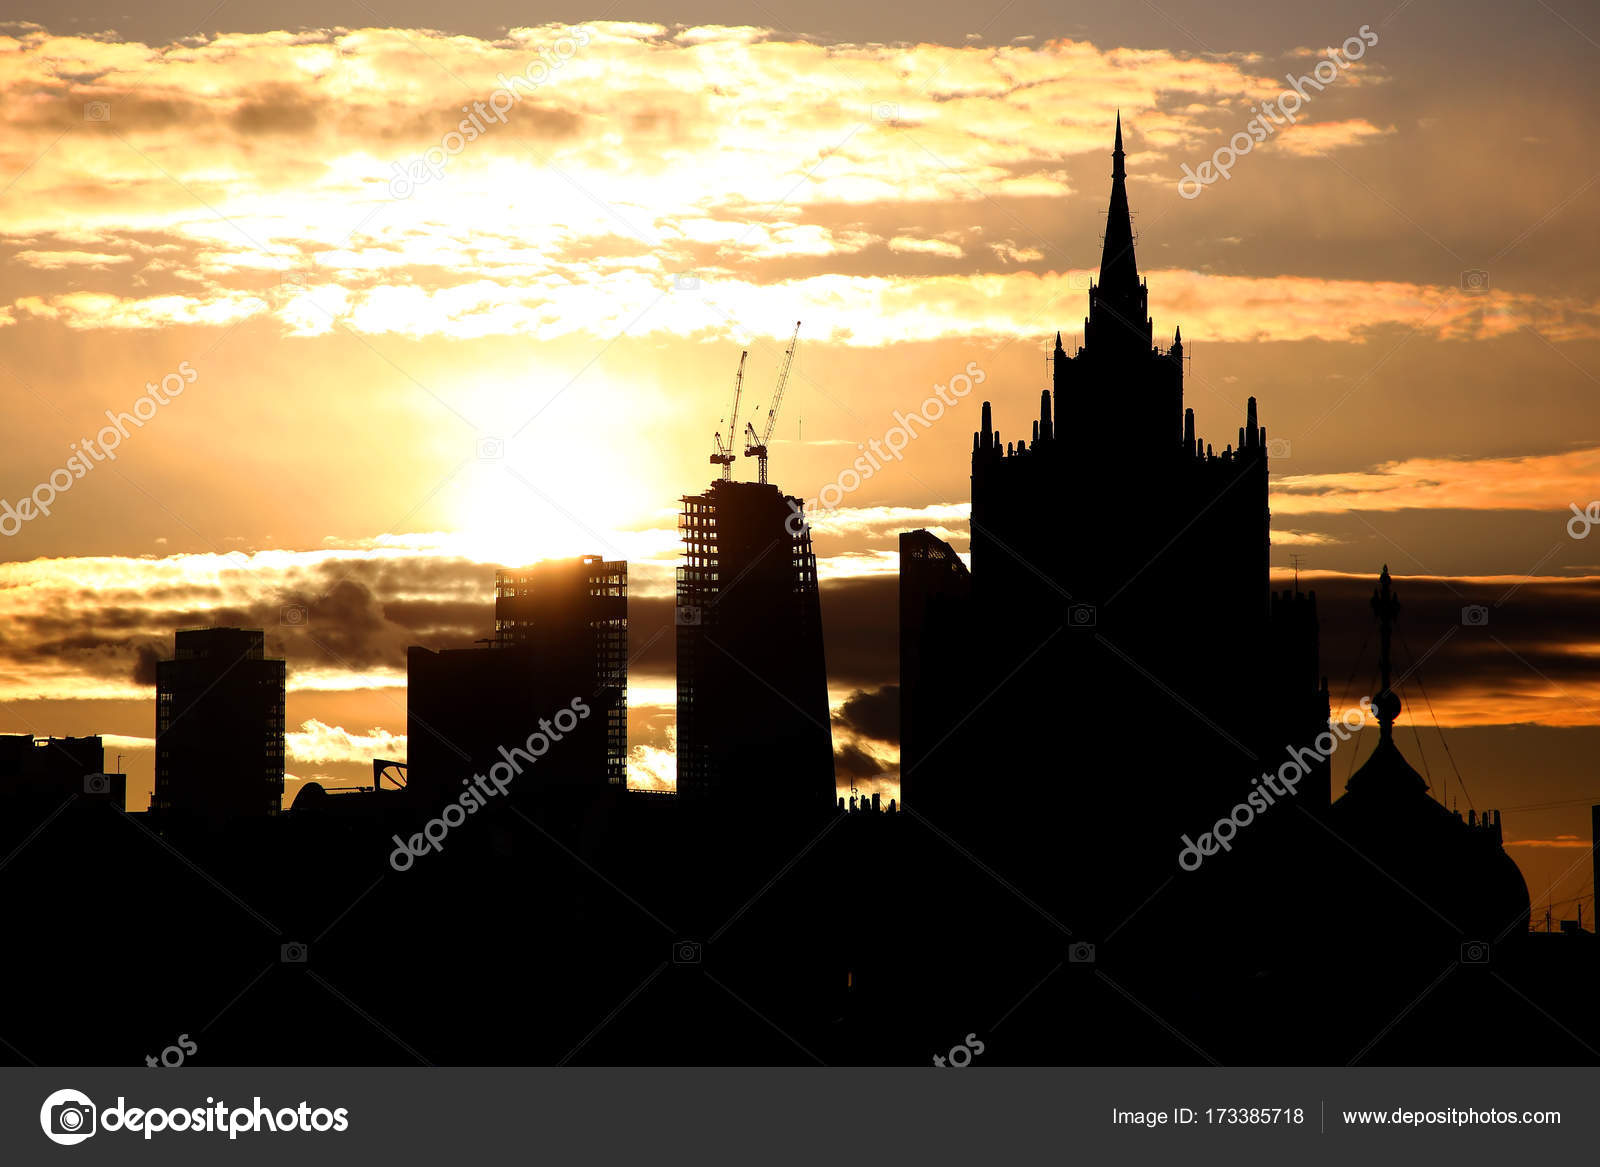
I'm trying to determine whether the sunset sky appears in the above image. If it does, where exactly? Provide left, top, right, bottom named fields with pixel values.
left=1, top=1, right=1598, bottom=915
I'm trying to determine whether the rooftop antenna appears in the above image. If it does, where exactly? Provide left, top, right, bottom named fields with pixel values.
left=1291, top=553, right=1303, bottom=590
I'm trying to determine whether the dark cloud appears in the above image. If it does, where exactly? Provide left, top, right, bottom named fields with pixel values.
left=131, top=642, right=162, bottom=686
left=833, top=741, right=886, bottom=781
left=838, top=683, right=899, bottom=744
left=819, top=575, right=898, bottom=690
left=1295, top=572, right=1600, bottom=719
left=230, top=85, right=320, bottom=134
left=624, top=595, right=675, bottom=677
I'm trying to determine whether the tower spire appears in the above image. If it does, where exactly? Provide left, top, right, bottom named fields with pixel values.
left=1344, top=563, right=1428, bottom=797
left=1085, top=114, right=1150, bottom=352
left=1098, top=113, right=1137, bottom=293
left=1371, top=565, right=1403, bottom=740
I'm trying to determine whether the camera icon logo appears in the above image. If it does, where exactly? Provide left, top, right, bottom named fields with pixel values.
left=1461, top=604, right=1489, bottom=627
left=1460, top=269, right=1490, bottom=294
left=1266, top=437, right=1292, bottom=459
left=1460, top=940, right=1490, bottom=965
left=280, top=270, right=308, bottom=292
left=1069, top=603, right=1097, bottom=628
left=1068, top=941, right=1096, bottom=964
left=1066, top=271, right=1092, bottom=290
left=675, top=604, right=702, bottom=627
left=83, top=774, right=111, bottom=796
left=280, top=604, right=307, bottom=626
left=871, top=101, right=901, bottom=122
left=83, top=102, right=110, bottom=122
left=281, top=942, right=308, bottom=963
left=40, top=1089, right=97, bottom=1145
left=476, top=436, right=504, bottom=461
left=672, top=939, right=702, bottom=965
left=673, top=273, right=701, bottom=291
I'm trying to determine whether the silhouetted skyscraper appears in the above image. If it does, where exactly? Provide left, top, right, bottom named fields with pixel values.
left=903, top=118, right=1325, bottom=924
left=897, top=528, right=971, bottom=815
left=676, top=479, right=833, bottom=811
left=496, top=555, right=628, bottom=787
left=154, top=628, right=285, bottom=822
left=407, top=555, right=627, bottom=805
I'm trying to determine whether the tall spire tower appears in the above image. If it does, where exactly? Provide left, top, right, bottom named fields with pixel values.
left=1098, top=112, right=1138, bottom=296
left=1085, top=113, right=1152, bottom=352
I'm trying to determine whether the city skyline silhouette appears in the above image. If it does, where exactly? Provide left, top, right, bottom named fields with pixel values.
left=3, top=7, right=1600, bottom=1074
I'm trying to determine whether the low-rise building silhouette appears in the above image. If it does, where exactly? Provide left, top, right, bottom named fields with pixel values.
left=0, top=734, right=125, bottom=811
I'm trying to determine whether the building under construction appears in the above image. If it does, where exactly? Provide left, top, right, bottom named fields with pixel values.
left=676, top=324, right=834, bottom=812
left=676, top=479, right=833, bottom=811
left=495, top=555, right=628, bottom=787
left=406, top=555, right=628, bottom=806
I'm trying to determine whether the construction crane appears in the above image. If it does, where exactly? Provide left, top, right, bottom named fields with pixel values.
left=743, top=321, right=800, bottom=484
left=710, top=350, right=748, bottom=480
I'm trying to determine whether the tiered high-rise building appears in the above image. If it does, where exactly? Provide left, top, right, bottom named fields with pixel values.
left=905, top=118, right=1328, bottom=923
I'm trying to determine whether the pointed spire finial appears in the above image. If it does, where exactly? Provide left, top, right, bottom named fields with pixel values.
left=1371, top=565, right=1403, bottom=737
left=1096, top=115, right=1139, bottom=309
